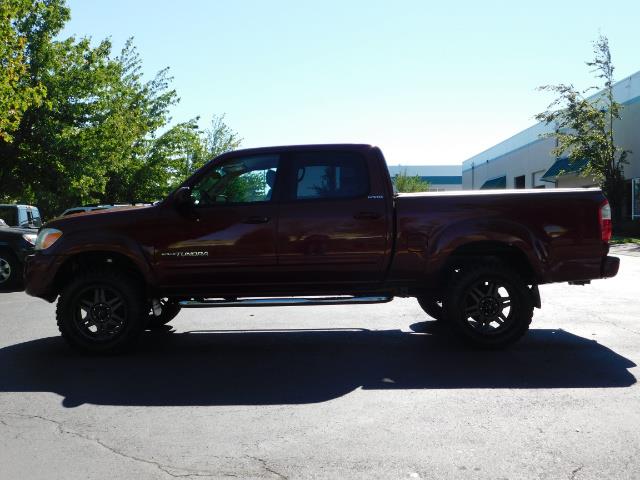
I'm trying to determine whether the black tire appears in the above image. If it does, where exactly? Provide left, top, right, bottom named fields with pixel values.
left=56, top=269, right=146, bottom=354
left=146, top=299, right=181, bottom=329
left=0, top=250, right=20, bottom=288
left=444, top=263, right=533, bottom=348
left=416, top=296, right=444, bottom=321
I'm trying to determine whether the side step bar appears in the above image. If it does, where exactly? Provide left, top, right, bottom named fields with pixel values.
left=179, top=295, right=393, bottom=308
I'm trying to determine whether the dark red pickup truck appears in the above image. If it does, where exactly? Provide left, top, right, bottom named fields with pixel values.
left=25, top=144, right=619, bottom=353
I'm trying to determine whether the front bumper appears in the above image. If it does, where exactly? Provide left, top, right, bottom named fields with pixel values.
left=24, top=253, right=64, bottom=302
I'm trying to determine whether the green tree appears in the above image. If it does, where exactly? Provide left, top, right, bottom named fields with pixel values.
left=393, top=169, right=431, bottom=193
left=0, top=0, right=47, bottom=142
left=536, top=35, right=629, bottom=223
left=0, top=0, right=241, bottom=217
left=118, top=115, right=241, bottom=203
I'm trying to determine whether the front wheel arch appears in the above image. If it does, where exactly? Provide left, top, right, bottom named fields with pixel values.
left=53, top=251, right=150, bottom=297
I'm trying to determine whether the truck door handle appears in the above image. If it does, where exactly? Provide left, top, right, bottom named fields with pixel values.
left=243, top=216, right=270, bottom=224
left=353, top=212, right=382, bottom=220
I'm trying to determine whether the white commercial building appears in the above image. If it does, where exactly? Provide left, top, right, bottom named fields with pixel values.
left=461, top=69, right=640, bottom=219
left=387, top=165, right=462, bottom=191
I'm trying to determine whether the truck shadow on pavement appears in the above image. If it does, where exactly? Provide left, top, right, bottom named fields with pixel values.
left=0, top=323, right=635, bottom=407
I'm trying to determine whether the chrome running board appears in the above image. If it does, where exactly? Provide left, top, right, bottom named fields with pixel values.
left=179, top=295, right=393, bottom=308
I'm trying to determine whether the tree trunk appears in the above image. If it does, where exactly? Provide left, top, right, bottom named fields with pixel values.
left=603, top=173, right=625, bottom=226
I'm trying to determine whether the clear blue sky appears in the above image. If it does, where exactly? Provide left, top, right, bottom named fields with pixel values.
left=61, top=0, right=640, bottom=166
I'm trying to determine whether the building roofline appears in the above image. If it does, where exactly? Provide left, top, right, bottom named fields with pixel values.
left=462, top=69, right=640, bottom=172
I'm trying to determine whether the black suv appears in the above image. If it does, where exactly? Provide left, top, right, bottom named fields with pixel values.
left=0, top=224, right=37, bottom=288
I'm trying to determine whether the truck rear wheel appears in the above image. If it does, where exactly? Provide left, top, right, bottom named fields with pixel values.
left=444, top=263, right=533, bottom=348
left=416, top=296, right=444, bottom=321
left=147, top=299, right=181, bottom=329
left=56, top=269, right=145, bottom=354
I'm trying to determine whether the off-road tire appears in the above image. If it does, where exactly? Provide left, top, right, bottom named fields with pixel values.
left=0, top=250, right=20, bottom=288
left=416, top=296, right=444, bottom=321
left=444, top=262, right=533, bottom=348
left=56, top=269, right=146, bottom=354
left=146, top=299, right=181, bottom=329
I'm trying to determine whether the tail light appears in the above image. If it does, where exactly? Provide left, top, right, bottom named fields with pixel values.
left=599, top=200, right=612, bottom=243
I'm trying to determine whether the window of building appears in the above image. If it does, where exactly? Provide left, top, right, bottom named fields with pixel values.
left=633, top=178, right=640, bottom=219
left=514, top=175, right=525, bottom=189
left=532, top=170, right=547, bottom=189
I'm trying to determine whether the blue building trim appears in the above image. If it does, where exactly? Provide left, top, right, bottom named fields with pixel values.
left=419, top=175, right=462, bottom=185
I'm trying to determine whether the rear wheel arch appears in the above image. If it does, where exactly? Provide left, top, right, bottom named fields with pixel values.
left=439, top=240, right=537, bottom=285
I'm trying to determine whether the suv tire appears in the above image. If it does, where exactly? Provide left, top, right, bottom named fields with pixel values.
left=56, top=269, right=145, bottom=354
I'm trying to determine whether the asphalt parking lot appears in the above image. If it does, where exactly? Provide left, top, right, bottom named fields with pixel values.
left=1, top=249, right=639, bottom=479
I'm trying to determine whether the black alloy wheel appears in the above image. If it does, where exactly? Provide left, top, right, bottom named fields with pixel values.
left=461, top=278, right=514, bottom=335
left=73, top=285, right=128, bottom=341
left=445, top=263, right=533, bottom=348
left=57, top=269, right=145, bottom=353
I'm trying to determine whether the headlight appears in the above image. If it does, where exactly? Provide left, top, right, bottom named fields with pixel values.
left=22, top=233, right=37, bottom=246
left=35, top=228, right=63, bottom=251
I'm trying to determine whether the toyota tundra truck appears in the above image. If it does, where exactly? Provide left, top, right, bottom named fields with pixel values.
left=24, top=144, right=620, bottom=353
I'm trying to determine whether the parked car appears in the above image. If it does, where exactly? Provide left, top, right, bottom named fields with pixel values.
left=60, top=206, right=113, bottom=216
left=0, top=204, right=42, bottom=230
left=24, top=144, right=619, bottom=353
left=0, top=224, right=37, bottom=287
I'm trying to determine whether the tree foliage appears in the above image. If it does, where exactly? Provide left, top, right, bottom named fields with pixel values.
left=0, top=0, right=241, bottom=218
left=536, top=35, right=629, bottom=221
left=0, top=0, right=48, bottom=141
left=393, top=170, right=431, bottom=193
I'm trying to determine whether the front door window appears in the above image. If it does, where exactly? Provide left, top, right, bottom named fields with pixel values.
left=192, top=155, right=279, bottom=205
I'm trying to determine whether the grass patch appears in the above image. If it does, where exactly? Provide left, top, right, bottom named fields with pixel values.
left=611, top=236, right=640, bottom=245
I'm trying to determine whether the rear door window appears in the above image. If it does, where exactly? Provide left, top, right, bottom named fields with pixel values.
left=288, top=152, right=369, bottom=201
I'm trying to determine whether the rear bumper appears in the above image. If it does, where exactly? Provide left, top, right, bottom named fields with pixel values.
left=24, top=253, right=64, bottom=302
left=601, top=255, right=620, bottom=278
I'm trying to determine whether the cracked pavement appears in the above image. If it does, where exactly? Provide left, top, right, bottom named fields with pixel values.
left=0, top=253, right=639, bottom=479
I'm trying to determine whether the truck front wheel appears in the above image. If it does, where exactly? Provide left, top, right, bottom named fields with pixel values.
left=444, top=263, right=533, bottom=348
left=56, top=270, right=146, bottom=354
